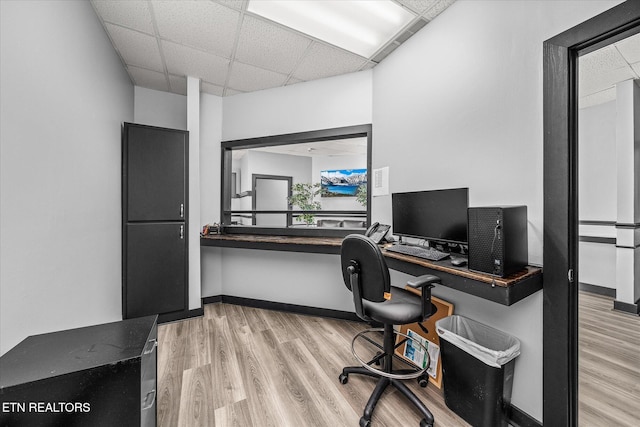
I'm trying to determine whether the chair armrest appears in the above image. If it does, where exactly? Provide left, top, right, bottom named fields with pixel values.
left=406, top=274, right=441, bottom=290
left=406, top=275, right=441, bottom=319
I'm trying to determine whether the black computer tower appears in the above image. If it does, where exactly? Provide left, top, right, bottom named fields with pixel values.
left=468, top=206, right=528, bottom=277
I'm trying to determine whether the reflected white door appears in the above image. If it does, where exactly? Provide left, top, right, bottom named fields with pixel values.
left=254, top=176, right=290, bottom=226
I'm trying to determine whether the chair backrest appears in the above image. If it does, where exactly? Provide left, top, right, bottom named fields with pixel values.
left=341, top=234, right=390, bottom=303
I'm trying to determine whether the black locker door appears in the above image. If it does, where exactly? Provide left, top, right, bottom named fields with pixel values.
left=126, top=124, right=187, bottom=221
left=126, top=223, right=186, bottom=318
left=123, top=123, right=188, bottom=319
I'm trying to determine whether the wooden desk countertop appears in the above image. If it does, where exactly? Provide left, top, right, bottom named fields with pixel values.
left=200, top=234, right=542, bottom=305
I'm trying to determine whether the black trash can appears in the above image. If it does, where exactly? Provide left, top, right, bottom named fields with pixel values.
left=436, top=315, right=520, bottom=427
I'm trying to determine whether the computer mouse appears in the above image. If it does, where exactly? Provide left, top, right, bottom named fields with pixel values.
left=451, top=258, right=467, bottom=267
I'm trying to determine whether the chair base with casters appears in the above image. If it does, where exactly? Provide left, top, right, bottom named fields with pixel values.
left=339, top=324, right=435, bottom=427
left=338, top=234, right=443, bottom=427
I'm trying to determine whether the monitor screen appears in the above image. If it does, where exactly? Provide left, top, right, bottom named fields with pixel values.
left=392, top=188, right=468, bottom=245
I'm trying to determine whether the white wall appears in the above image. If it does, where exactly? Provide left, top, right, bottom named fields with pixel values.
left=615, top=79, right=640, bottom=304
left=222, top=70, right=373, bottom=140
left=0, top=1, right=134, bottom=355
left=200, top=93, right=224, bottom=298
left=579, top=101, right=617, bottom=221
left=372, top=0, right=622, bottom=421
left=248, top=151, right=311, bottom=225
left=134, top=86, right=187, bottom=131
left=200, top=93, right=223, bottom=224
left=201, top=70, right=373, bottom=300
left=247, top=151, right=312, bottom=185
left=579, top=101, right=618, bottom=290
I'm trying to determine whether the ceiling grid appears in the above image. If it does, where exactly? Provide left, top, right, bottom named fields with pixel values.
left=90, top=0, right=456, bottom=97
left=90, top=0, right=638, bottom=105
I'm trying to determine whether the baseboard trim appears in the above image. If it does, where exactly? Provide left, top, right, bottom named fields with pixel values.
left=509, top=404, right=542, bottom=427
left=202, top=295, right=222, bottom=305
left=578, top=282, right=616, bottom=298
left=613, top=299, right=639, bottom=315
left=157, top=307, right=204, bottom=324
left=202, top=294, right=361, bottom=322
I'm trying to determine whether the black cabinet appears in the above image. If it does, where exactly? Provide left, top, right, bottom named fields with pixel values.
left=123, top=122, right=188, bottom=319
left=0, top=316, right=158, bottom=427
left=126, top=124, right=187, bottom=222
left=126, top=223, right=186, bottom=318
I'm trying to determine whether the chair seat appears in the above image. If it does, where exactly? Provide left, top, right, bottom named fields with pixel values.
left=363, top=286, right=423, bottom=325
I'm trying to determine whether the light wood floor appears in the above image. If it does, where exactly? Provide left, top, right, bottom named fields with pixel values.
left=157, top=295, right=640, bottom=427
left=578, top=291, right=640, bottom=427
left=156, top=303, right=470, bottom=427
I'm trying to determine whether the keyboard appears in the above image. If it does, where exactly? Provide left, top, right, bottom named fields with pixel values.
left=385, top=244, right=450, bottom=261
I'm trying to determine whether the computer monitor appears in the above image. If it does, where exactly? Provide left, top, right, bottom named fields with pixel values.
left=392, top=187, right=469, bottom=246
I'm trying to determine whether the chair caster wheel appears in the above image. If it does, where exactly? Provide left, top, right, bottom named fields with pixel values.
left=417, top=374, right=429, bottom=388
left=359, top=417, right=371, bottom=427
left=338, top=373, right=348, bottom=384
left=419, top=419, right=433, bottom=427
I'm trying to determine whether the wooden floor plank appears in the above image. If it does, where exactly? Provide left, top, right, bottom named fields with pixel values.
left=578, top=292, right=640, bottom=427
left=214, top=399, right=254, bottom=427
left=183, top=317, right=211, bottom=370
left=156, top=368, right=182, bottom=427
left=282, top=338, right=361, bottom=426
left=254, top=328, right=329, bottom=427
left=208, top=316, right=247, bottom=409
left=177, top=364, right=216, bottom=427
left=156, top=295, right=639, bottom=427
left=227, top=319, right=293, bottom=427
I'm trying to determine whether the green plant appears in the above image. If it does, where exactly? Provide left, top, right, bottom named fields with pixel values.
left=288, top=183, right=322, bottom=225
left=356, top=184, right=367, bottom=207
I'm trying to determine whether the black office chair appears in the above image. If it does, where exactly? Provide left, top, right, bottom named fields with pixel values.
left=339, top=234, right=442, bottom=427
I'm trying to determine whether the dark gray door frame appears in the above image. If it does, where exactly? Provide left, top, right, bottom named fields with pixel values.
left=251, top=174, right=293, bottom=226
left=543, top=2, right=640, bottom=425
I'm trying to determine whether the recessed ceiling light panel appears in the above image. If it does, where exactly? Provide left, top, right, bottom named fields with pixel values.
left=247, top=0, right=415, bottom=58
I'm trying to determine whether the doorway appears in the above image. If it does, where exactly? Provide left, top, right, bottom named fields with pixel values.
left=577, top=32, right=640, bottom=426
left=543, top=2, right=640, bottom=425
left=252, top=174, right=292, bottom=227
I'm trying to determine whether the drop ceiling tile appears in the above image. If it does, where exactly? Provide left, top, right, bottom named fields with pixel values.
left=579, top=66, right=636, bottom=95
left=361, top=62, right=376, bottom=71
left=292, top=43, right=367, bottom=81
left=91, top=0, right=154, bottom=34
left=225, top=87, right=244, bottom=96
left=213, top=0, right=246, bottom=11
left=162, top=41, right=230, bottom=86
left=169, top=74, right=187, bottom=95
left=580, top=45, right=628, bottom=76
left=423, top=0, right=456, bottom=20
left=615, top=34, right=640, bottom=64
left=235, top=16, right=312, bottom=74
left=202, top=82, right=224, bottom=96
left=151, top=0, right=239, bottom=57
left=227, top=61, right=288, bottom=92
left=104, top=23, right=163, bottom=72
left=128, top=66, right=169, bottom=91
left=395, top=0, right=439, bottom=14
left=286, top=77, right=305, bottom=86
